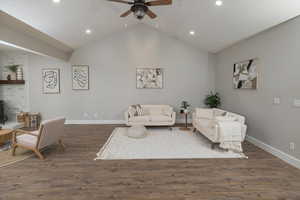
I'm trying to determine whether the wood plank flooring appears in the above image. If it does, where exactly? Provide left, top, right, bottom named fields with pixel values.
left=1, top=125, right=300, bottom=200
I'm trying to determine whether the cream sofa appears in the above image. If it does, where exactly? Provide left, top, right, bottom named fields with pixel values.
left=125, top=105, right=176, bottom=126
left=192, top=108, right=247, bottom=152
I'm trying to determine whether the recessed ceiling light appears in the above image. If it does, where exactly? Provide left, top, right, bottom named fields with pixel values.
left=189, top=30, right=195, bottom=36
left=85, top=29, right=92, bottom=34
left=215, top=0, right=223, bottom=6
left=53, top=0, right=61, bottom=3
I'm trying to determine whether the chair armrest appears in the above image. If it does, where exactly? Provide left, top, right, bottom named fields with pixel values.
left=14, top=129, right=39, bottom=137
left=14, top=129, right=32, bottom=134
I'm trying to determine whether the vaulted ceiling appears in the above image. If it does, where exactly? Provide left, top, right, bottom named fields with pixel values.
left=1, top=0, right=300, bottom=53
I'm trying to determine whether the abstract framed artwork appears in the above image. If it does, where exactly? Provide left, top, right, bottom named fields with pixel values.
left=136, top=68, right=163, bottom=89
left=42, top=68, right=60, bottom=94
left=72, top=65, right=89, bottom=90
left=233, top=58, right=258, bottom=89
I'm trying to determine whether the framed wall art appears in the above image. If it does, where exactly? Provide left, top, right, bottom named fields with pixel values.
left=233, top=58, right=258, bottom=89
left=42, top=68, right=60, bottom=94
left=72, top=65, right=89, bottom=90
left=136, top=68, right=163, bottom=89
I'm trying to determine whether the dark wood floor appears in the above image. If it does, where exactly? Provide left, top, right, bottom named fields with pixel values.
left=1, top=125, right=300, bottom=200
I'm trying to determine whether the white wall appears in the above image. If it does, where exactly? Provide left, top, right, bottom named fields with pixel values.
left=215, top=17, right=300, bottom=159
left=27, top=24, right=215, bottom=122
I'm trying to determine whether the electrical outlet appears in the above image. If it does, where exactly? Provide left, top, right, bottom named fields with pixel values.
left=83, top=112, right=89, bottom=118
left=93, top=112, right=99, bottom=119
left=293, top=99, right=300, bottom=108
left=289, top=142, right=295, bottom=151
left=273, top=97, right=281, bottom=105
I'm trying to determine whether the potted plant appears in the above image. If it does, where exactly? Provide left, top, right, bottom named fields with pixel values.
left=5, top=65, right=19, bottom=80
left=204, top=92, right=221, bottom=108
left=180, top=101, right=190, bottom=114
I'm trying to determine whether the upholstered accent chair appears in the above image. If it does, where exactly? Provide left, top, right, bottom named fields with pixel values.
left=12, top=117, right=66, bottom=160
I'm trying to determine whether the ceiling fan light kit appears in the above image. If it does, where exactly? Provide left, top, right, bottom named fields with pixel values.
left=107, top=0, right=172, bottom=20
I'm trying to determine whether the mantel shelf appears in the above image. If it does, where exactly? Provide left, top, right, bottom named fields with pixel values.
left=0, top=80, right=25, bottom=85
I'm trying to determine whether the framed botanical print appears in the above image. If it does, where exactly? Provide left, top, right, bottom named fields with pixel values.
left=42, top=68, right=60, bottom=94
left=72, top=65, right=89, bottom=90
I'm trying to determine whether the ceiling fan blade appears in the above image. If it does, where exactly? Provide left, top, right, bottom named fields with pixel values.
left=146, top=9, right=157, bottom=19
left=146, top=0, right=172, bottom=6
left=120, top=9, right=133, bottom=17
left=107, top=0, right=133, bottom=5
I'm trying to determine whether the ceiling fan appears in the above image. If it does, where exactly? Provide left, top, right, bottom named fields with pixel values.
left=107, top=0, right=172, bottom=20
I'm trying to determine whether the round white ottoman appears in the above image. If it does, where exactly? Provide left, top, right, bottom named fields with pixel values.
left=127, top=125, right=148, bottom=139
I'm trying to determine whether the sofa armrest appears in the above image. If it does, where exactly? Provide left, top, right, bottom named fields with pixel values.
left=241, top=124, right=247, bottom=140
left=171, top=112, right=176, bottom=124
left=192, top=112, right=197, bottom=125
left=124, top=110, right=130, bottom=123
left=192, top=112, right=196, bottom=118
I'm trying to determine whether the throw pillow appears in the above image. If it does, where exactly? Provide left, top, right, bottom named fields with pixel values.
left=136, top=104, right=143, bottom=116
left=128, top=107, right=136, bottom=117
left=130, top=105, right=139, bottom=116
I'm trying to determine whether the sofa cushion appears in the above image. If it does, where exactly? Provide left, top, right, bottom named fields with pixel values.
left=129, top=116, right=150, bottom=123
left=16, top=134, right=38, bottom=147
left=150, top=115, right=172, bottom=122
left=198, top=118, right=217, bottom=129
left=196, top=108, right=214, bottom=119
left=148, top=107, right=163, bottom=115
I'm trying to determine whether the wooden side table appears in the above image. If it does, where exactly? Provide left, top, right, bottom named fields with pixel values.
left=0, top=129, right=14, bottom=146
left=179, top=111, right=190, bottom=131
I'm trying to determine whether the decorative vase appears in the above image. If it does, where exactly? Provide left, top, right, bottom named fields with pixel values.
left=16, top=67, right=23, bottom=80
left=10, top=73, right=16, bottom=80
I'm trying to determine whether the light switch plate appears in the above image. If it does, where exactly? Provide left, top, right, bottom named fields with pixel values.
left=293, top=99, right=300, bottom=107
left=273, top=97, right=281, bottom=105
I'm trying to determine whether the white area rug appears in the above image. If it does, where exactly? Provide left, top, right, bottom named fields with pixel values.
left=95, top=127, right=247, bottom=160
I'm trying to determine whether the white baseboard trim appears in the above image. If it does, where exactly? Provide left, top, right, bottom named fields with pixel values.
left=66, top=120, right=126, bottom=125
left=66, top=119, right=191, bottom=125
left=246, top=135, right=300, bottom=169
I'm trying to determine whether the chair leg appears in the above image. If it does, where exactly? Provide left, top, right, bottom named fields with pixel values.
left=34, top=150, right=45, bottom=160
left=58, top=139, right=65, bottom=151
left=12, top=145, right=17, bottom=156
